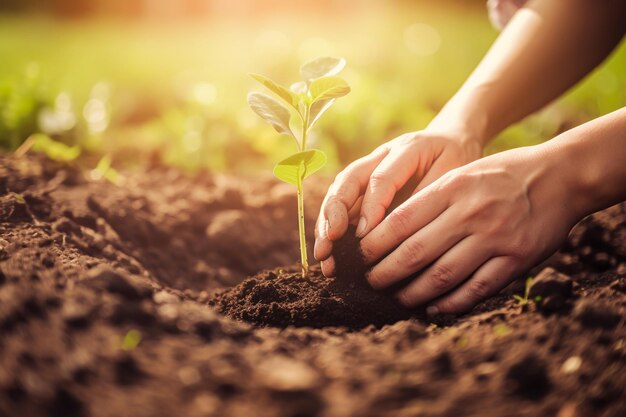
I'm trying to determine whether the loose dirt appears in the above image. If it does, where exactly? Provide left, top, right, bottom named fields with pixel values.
left=1, top=154, right=625, bottom=417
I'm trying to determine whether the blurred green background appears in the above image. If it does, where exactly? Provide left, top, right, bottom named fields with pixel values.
left=1, top=0, right=625, bottom=174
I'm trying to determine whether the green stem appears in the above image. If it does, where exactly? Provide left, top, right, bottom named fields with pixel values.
left=301, top=106, right=309, bottom=151
left=297, top=179, right=308, bottom=276
left=295, top=104, right=311, bottom=276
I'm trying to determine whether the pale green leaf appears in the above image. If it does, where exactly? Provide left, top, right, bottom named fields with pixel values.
left=290, top=81, right=307, bottom=94
left=250, top=73, right=299, bottom=109
left=308, top=98, right=335, bottom=130
left=309, top=76, right=350, bottom=102
left=30, top=133, right=81, bottom=162
left=91, top=155, right=122, bottom=185
left=247, top=92, right=295, bottom=139
left=273, top=149, right=327, bottom=187
left=300, top=57, right=346, bottom=81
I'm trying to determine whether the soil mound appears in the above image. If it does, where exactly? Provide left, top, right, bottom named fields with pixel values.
left=212, top=226, right=412, bottom=329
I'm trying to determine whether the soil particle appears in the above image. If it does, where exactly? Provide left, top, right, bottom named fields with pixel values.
left=573, top=300, right=621, bottom=329
left=212, top=226, right=411, bottom=329
left=256, top=356, right=321, bottom=392
left=504, top=352, right=551, bottom=399
left=80, top=265, right=152, bottom=300
left=529, top=267, right=574, bottom=313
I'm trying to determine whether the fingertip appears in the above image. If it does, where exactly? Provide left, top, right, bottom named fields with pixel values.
left=314, top=237, right=332, bottom=261
left=426, top=305, right=440, bottom=317
left=325, top=201, right=349, bottom=241
left=321, top=257, right=336, bottom=277
left=355, top=216, right=367, bottom=238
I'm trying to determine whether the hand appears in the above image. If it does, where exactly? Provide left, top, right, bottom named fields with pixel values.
left=314, top=130, right=483, bottom=277
left=360, top=144, right=583, bottom=314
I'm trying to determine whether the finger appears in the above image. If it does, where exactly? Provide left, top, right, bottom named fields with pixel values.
left=365, top=206, right=465, bottom=290
left=357, top=140, right=429, bottom=238
left=428, top=256, right=519, bottom=315
left=393, top=236, right=492, bottom=308
left=413, top=152, right=459, bottom=194
left=324, top=146, right=390, bottom=241
left=360, top=181, right=451, bottom=266
left=314, top=218, right=332, bottom=261
left=314, top=149, right=387, bottom=261
left=348, top=195, right=364, bottom=224
left=320, top=256, right=336, bottom=278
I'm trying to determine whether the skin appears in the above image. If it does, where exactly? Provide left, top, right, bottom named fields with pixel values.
left=314, top=0, right=626, bottom=314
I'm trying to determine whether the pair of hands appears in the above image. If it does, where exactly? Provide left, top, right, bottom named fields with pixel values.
left=314, top=130, right=579, bottom=315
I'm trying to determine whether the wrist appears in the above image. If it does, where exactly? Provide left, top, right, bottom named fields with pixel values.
left=532, top=136, right=604, bottom=222
left=427, top=95, right=494, bottom=149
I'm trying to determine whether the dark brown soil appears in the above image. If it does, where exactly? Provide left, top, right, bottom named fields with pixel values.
left=1, top=154, right=626, bottom=417
left=212, top=226, right=412, bottom=329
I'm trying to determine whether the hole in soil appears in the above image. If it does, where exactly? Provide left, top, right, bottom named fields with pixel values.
left=211, top=226, right=413, bottom=329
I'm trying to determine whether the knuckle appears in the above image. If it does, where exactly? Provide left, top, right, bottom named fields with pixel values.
left=428, top=263, right=456, bottom=291
left=401, top=239, right=426, bottom=269
left=467, top=278, right=491, bottom=300
left=368, top=171, right=391, bottom=189
left=387, top=206, right=413, bottom=237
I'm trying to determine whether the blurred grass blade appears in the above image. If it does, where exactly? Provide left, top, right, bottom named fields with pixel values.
left=29, top=133, right=81, bottom=162
left=247, top=92, right=295, bottom=140
left=273, top=149, right=327, bottom=186
left=250, top=74, right=299, bottom=109
left=309, top=76, right=350, bottom=102
left=300, top=57, right=346, bottom=81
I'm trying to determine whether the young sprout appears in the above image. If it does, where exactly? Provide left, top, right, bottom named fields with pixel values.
left=513, top=277, right=541, bottom=306
left=248, top=57, right=351, bottom=276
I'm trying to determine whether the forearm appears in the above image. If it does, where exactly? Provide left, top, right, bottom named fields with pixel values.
left=543, top=107, right=626, bottom=219
left=429, top=0, right=626, bottom=146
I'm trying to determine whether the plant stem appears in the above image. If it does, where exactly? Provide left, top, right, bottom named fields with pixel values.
left=297, top=180, right=308, bottom=276
left=296, top=103, right=310, bottom=276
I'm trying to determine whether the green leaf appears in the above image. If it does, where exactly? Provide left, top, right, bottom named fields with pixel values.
left=247, top=92, right=295, bottom=139
left=273, top=149, right=327, bottom=187
left=290, top=81, right=307, bottom=94
left=250, top=74, right=299, bottom=109
left=121, top=329, right=142, bottom=351
left=91, top=154, right=122, bottom=185
left=300, top=57, right=346, bottom=81
left=309, top=76, right=350, bottom=102
left=11, top=192, right=25, bottom=204
left=308, top=98, right=335, bottom=130
left=30, top=133, right=80, bottom=162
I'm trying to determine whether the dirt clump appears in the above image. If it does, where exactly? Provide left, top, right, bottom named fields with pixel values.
left=212, top=226, right=412, bottom=329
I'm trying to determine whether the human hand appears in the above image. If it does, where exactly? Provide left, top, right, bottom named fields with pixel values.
left=360, top=144, right=584, bottom=314
left=314, top=130, right=483, bottom=277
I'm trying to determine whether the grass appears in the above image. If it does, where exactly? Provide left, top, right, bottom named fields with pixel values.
left=0, top=4, right=625, bottom=173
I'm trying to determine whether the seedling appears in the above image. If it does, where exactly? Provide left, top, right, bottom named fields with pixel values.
left=121, top=329, right=142, bottom=351
left=248, top=57, right=351, bottom=276
left=513, top=277, right=541, bottom=306
left=90, top=154, right=122, bottom=185
left=14, top=133, right=81, bottom=162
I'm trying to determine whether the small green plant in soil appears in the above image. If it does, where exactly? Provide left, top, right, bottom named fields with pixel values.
left=121, top=329, right=142, bottom=351
left=247, top=57, right=350, bottom=276
left=513, top=277, right=541, bottom=306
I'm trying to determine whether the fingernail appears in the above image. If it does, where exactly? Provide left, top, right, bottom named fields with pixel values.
left=325, top=219, right=330, bottom=237
left=426, top=306, right=439, bottom=317
left=355, top=216, right=367, bottom=238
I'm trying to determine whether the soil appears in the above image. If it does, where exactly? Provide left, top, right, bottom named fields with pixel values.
left=1, top=154, right=625, bottom=417
left=212, top=226, right=413, bottom=329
